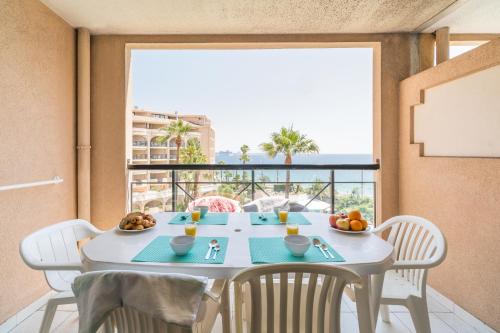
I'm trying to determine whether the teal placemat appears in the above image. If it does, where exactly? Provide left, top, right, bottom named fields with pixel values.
left=250, top=212, right=312, bottom=225
left=249, top=236, right=344, bottom=263
left=132, top=236, right=228, bottom=264
left=168, top=213, right=228, bottom=225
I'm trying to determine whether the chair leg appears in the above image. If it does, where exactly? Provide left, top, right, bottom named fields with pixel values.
left=39, top=299, right=58, bottom=333
left=407, top=298, right=431, bottom=333
left=380, top=304, right=391, bottom=323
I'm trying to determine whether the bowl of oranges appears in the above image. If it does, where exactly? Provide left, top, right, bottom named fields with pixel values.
left=329, top=210, right=371, bottom=234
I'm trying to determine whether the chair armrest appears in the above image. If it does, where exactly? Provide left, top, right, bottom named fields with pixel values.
left=32, top=262, right=84, bottom=272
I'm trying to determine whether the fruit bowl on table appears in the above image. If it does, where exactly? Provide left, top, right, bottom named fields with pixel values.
left=328, top=210, right=372, bottom=234
left=330, top=225, right=372, bottom=234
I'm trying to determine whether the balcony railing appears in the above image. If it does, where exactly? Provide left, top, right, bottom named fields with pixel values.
left=150, top=154, right=168, bottom=160
left=132, top=154, right=148, bottom=160
left=150, top=142, right=168, bottom=147
left=128, top=163, right=379, bottom=223
left=133, top=141, right=148, bottom=147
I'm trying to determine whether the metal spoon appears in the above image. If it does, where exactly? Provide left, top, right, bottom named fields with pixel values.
left=212, top=244, right=221, bottom=260
left=321, top=243, right=335, bottom=259
left=205, top=239, right=218, bottom=260
left=312, top=238, right=328, bottom=258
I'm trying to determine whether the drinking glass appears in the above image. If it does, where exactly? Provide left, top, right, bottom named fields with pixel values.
left=286, top=222, right=299, bottom=235
left=278, top=209, right=289, bottom=223
left=191, top=207, right=201, bottom=222
left=184, top=221, right=197, bottom=236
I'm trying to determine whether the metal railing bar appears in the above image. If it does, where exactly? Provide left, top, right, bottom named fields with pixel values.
left=175, top=183, right=194, bottom=201
left=255, top=183, right=271, bottom=197
left=236, top=183, right=252, bottom=196
left=128, top=163, right=380, bottom=171
left=130, top=181, right=376, bottom=185
left=303, top=183, right=331, bottom=208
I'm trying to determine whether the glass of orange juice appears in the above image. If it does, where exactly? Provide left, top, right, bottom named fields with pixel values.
left=278, top=209, right=289, bottom=223
left=191, top=208, right=201, bottom=222
left=286, top=222, right=299, bottom=235
left=184, top=221, right=197, bottom=237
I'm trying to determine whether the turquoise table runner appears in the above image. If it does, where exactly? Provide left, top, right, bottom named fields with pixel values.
left=132, top=236, right=228, bottom=264
left=249, top=236, right=344, bottom=263
left=168, top=213, right=229, bottom=225
left=250, top=212, right=312, bottom=225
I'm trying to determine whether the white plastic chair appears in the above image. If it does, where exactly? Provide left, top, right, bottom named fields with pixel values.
left=19, top=219, right=103, bottom=333
left=373, top=215, right=447, bottom=333
left=76, top=273, right=225, bottom=333
left=232, top=263, right=362, bottom=333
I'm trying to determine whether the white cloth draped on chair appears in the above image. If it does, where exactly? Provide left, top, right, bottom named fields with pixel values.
left=72, top=271, right=209, bottom=333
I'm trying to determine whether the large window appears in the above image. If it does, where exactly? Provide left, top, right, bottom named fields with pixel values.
left=127, top=47, right=375, bottom=218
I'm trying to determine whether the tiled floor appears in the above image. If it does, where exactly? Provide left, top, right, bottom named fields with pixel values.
left=6, top=292, right=483, bottom=333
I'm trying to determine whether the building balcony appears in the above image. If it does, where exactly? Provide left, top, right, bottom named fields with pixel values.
left=150, top=154, right=168, bottom=160
left=132, top=154, right=148, bottom=161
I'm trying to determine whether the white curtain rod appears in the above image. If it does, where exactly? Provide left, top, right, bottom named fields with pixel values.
left=0, top=176, right=63, bottom=192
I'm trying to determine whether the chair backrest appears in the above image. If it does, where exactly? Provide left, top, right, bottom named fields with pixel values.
left=73, top=271, right=214, bottom=333
left=232, top=263, right=361, bottom=333
left=19, top=219, right=102, bottom=291
left=374, top=215, right=447, bottom=292
left=99, top=306, right=193, bottom=333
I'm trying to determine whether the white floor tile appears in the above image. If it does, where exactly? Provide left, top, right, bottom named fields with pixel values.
left=376, top=316, right=411, bottom=333
left=342, top=299, right=354, bottom=313
left=341, top=312, right=360, bottom=333
left=8, top=311, right=72, bottom=333
left=387, top=305, right=409, bottom=313
left=51, top=312, right=79, bottom=333
left=435, top=313, right=478, bottom=333
left=342, top=295, right=358, bottom=312
left=0, top=316, right=17, bottom=333
left=427, top=294, right=453, bottom=313
left=395, top=312, right=456, bottom=333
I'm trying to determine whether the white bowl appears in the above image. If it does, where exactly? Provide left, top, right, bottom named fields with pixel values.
left=170, top=236, right=195, bottom=255
left=284, top=235, right=311, bottom=257
left=194, top=205, right=209, bottom=218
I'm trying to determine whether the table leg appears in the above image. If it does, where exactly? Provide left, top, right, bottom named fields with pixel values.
left=221, top=279, right=231, bottom=333
left=370, top=273, right=385, bottom=329
left=355, top=275, right=374, bottom=333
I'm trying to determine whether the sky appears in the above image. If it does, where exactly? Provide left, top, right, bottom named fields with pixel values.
left=130, top=48, right=373, bottom=154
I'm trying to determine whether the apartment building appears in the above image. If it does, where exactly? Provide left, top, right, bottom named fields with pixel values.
left=128, top=108, right=215, bottom=211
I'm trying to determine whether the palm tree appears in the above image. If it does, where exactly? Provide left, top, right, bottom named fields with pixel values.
left=260, top=126, right=319, bottom=198
left=240, top=144, right=250, bottom=181
left=239, top=144, right=250, bottom=164
left=156, top=119, right=193, bottom=164
left=180, top=138, right=207, bottom=200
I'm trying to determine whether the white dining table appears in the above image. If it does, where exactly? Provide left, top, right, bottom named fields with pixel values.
left=82, top=212, right=394, bottom=333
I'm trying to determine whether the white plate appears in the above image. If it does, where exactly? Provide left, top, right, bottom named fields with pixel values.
left=329, top=225, right=372, bottom=234
left=116, top=223, right=157, bottom=233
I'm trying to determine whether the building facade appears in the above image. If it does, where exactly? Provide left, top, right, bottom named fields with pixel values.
left=128, top=108, right=215, bottom=212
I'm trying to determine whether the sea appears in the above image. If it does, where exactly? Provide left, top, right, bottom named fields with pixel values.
left=215, top=152, right=375, bottom=185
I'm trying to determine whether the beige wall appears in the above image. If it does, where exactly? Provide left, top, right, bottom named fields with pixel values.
left=0, top=0, right=76, bottom=323
left=91, top=34, right=415, bottom=229
left=399, top=38, right=500, bottom=331
left=413, top=64, right=500, bottom=157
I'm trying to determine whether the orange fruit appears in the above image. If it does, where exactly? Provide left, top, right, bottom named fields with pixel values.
left=360, top=219, right=368, bottom=229
left=348, top=210, right=362, bottom=221
left=350, top=220, right=363, bottom=231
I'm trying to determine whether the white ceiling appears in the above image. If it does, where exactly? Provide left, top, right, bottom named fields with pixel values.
left=424, top=0, right=500, bottom=33
left=39, top=0, right=500, bottom=35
